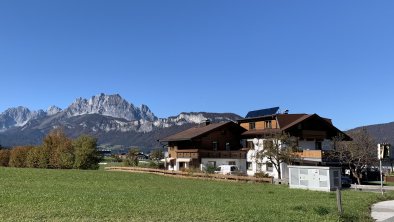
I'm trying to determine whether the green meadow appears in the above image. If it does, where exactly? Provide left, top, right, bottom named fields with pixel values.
left=0, top=167, right=393, bottom=222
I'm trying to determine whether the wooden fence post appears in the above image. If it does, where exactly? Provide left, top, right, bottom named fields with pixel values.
left=336, top=188, right=343, bottom=216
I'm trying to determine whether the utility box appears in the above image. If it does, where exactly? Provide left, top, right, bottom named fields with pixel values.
left=288, top=166, right=342, bottom=192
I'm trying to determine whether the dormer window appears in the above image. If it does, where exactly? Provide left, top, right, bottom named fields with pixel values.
left=249, top=122, right=256, bottom=130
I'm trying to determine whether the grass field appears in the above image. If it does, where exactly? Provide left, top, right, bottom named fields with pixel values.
left=0, top=167, right=393, bottom=222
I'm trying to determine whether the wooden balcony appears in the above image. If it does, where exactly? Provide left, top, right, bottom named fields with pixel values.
left=295, top=150, right=323, bottom=159
left=175, top=149, right=247, bottom=159
left=294, top=150, right=333, bottom=162
left=176, top=149, right=199, bottom=159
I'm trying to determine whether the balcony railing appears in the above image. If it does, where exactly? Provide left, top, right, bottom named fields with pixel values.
left=295, top=150, right=323, bottom=159
left=294, top=150, right=335, bottom=162
left=175, top=149, right=247, bottom=159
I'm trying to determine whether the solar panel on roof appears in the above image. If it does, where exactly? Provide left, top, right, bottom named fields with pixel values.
left=245, top=107, right=280, bottom=118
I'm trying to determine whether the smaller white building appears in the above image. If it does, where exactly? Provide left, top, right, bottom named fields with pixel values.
left=288, top=165, right=342, bottom=192
left=246, top=138, right=289, bottom=179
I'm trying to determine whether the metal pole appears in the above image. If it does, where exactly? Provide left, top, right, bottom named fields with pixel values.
left=380, top=159, right=384, bottom=195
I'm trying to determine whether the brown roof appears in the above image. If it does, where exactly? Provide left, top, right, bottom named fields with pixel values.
left=160, top=122, right=241, bottom=142
left=279, top=114, right=333, bottom=131
left=279, top=113, right=352, bottom=140
left=276, top=114, right=309, bottom=129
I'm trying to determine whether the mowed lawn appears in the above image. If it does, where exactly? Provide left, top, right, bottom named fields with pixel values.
left=0, top=167, right=393, bottom=222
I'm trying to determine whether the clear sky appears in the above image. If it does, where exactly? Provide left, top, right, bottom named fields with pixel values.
left=0, top=1, right=393, bottom=130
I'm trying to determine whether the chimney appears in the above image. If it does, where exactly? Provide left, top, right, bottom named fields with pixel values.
left=204, top=119, right=211, bottom=126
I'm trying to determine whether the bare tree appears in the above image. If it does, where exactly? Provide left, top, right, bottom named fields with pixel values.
left=255, top=133, right=298, bottom=179
left=333, top=128, right=376, bottom=185
left=150, top=149, right=164, bottom=164
left=125, top=147, right=140, bottom=166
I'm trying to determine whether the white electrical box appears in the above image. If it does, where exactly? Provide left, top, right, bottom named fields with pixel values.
left=288, top=165, right=342, bottom=192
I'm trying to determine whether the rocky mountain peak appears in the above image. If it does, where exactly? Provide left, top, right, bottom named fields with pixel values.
left=47, top=106, right=62, bottom=116
left=0, top=106, right=46, bottom=130
left=65, top=94, right=157, bottom=121
left=4, top=106, right=32, bottom=123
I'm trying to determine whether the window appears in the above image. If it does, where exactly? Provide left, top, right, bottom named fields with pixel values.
left=207, top=161, right=216, bottom=167
left=230, top=166, right=238, bottom=171
left=228, top=161, right=236, bottom=165
left=225, top=142, right=230, bottom=151
left=247, top=162, right=252, bottom=170
left=266, top=162, right=273, bottom=172
left=265, top=120, right=272, bottom=129
left=315, top=141, right=322, bottom=150
left=212, top=141, right=218, bottom=151
left=249, top=122, right=256, bottom=130
left=247, top=141, right=254, bottom=149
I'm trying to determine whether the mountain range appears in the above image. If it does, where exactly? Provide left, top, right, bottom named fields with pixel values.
left=0, top=94, right=241, bottom=151
left=349, top=122, right=394, bottom=146
left=1, top=93, right=393, bottom=151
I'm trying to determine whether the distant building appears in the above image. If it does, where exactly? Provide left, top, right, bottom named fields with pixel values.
left=160, top=107, right=350, bottom=180
left=238, top=107, right=351, bottom=178
left=160, top=121, right=247, bottom=171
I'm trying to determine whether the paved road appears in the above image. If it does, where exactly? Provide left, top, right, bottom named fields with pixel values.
left=350, top=184, right=394, bottom=192
left=371, top=200, right=394, bottom=222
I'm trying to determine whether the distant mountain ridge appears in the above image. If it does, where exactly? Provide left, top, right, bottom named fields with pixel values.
left=348, top=121, right=394, bottom=145
left=0, top=94, right=241, bottom=149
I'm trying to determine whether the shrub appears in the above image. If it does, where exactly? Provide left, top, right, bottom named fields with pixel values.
left=111, top=154, right=123, bottom=163
left=43, top=129, right=74, bottom=169
left=52, top=141, right=74, bottom=169
left=9, top=146, right=33, bottom=168
left=255, top=172, right=271, bottom=178
left=149, top=149, right=164, bottom=163
left=204, top=165, right=219, bottom=174
left=73, top=135, right=101, bottom=170
left=0, top=149, right=10, bottom=167
left=143, top=161, right=164, bottom=169
left=37, top=145, right=51, bottom=168
left=26, top=147, right=42, bottom=168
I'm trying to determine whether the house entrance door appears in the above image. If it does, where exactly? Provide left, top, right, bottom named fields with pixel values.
left=179, top=162, right=186, bottom=170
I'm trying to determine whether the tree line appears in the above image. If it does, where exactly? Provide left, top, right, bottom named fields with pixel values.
left=0, top=129, right=102, bottom=170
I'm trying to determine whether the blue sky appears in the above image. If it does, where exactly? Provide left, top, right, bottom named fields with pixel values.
left=0, top=1, right=393, bottom=130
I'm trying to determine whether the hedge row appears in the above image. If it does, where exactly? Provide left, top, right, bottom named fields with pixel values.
left=0, top=129, right=102, bottom=170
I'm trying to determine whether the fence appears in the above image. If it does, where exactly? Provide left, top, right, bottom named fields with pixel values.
left=105, top=166, right=273, bottom=184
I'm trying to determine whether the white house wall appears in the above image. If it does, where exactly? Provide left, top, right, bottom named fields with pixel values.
left=298, top=139, right=333, bottom=151
left=246, top=138, right=288, bottom=179
left=201, top=158, right=246, bottom=172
